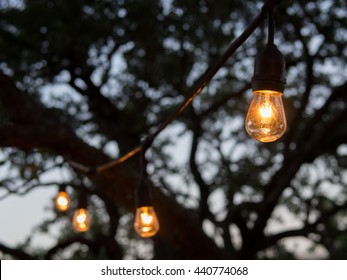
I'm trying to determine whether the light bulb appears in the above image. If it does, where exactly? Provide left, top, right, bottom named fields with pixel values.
left=134, top=206, right=159, bottom=238
left=55, top=191, right=70, bottom=212
left=72, top=208, right=91, bottom=232
left=245, top=90, right=286, bottom=142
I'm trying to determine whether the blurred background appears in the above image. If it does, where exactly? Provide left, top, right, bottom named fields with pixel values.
left=0, top=0, right=347, bottom=259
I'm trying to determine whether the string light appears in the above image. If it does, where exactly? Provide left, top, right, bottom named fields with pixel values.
left=72, top=194, right=91, bottom=232
left=134, top=206, right=159, bottom=238
left=68, top=1, right=288, bottom=176
left=133, top=152, right=160, bottom=238
left=73, top=208, right=91, bottom=232
left=61, top=0, right=287, bottom=239
left=245, top=89, right=286, bottom=142
left=54, top=185, right=70, bottom=212
left=245, top=10, right=287, bottom=142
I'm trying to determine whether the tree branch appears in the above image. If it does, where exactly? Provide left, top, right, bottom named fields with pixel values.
left=44, top=233, right=123, bottom=259
left=199, top=84, right=249, bottom=117
left=246, top=82, right=347, bottom=257
left=0, top=71, right=228, bottom=259
left=284, top=16, right=314, bottom=154
left=188, top=109, right=211, bottom=223
left=0, top=242, right=35, bottom=260
left=260, top=199, right=347, bottom=251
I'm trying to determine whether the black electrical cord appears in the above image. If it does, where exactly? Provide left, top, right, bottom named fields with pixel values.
left=267, top=9, right=275, bottom=45
left=135, top=150, right=153, bottom=208
left=69, top=0, right=286, bottom=175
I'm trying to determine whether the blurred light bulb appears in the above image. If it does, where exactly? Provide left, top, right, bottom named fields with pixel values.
left=134, top=206, right=159, bottom=238
left=245, top=90, right=286, bottom=142
left=73, top=208, right=90, bottom=232
left=55, top=191, right=70, bottom=212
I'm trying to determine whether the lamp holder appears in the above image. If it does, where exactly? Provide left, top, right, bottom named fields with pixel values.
left=252, top=9, right=286, bottom=93
left=77, top=192, right=88, bottom=209
left=135, top=180, right=153, bottom=208
left=58, top=184, right=67, bottom=192
left=252, top=44, right=286, bottom=92
left=264, top=0, right=286, bottom=11
left=135, top=151, right=153, bottom=208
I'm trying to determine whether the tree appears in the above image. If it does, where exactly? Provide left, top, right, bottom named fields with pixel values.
left=0, top=0, right=347, bottom=259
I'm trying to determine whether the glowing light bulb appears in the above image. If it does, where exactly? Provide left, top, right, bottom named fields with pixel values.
left=245, top=90, right=286, bottom=142
left=134, top=206, right=159, bottom=238
left=55, top=191, right=70, bottom=212
left=72, top=208, right=91, bottom=232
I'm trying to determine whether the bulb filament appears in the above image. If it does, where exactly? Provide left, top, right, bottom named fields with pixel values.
left=245, top=90, right=286, bottom=142
left=134, top=206, right=159, bottom=238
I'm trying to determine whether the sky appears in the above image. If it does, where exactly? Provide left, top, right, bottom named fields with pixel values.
left=0, top=0, right=345, bottom=260
left=0, top=185, right=56, bottom=248
left=0, top=125, right=330, bottom=259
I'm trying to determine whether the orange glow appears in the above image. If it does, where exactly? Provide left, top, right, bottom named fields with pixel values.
left=55, top=191, right=70, bottom=212
left=259, top=102, right=273, bottom=119
left=134, top=206, right=159, bottom=238
left=72, top=208, right=91, bottom=232
left=245, top=90, right=286, bottom=142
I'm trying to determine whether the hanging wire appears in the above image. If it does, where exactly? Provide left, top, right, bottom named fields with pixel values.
left=267, top=9, right=275, bottom=45
left=69, top=0, right=285, bottom=175
left=135, top=149, right=153, bottom=208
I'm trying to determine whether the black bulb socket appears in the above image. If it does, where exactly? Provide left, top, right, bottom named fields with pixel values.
left=252, top=44, right=286, bottom=93
left=135, top=181, right=153, bottom=208
left=77, top=193, right=88, bottom=209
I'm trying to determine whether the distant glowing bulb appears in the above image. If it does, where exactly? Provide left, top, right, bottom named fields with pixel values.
left=245, top=90, right=286, bottom=142
left=134, top=206, right=159, bottom=238
left=72, top=208, right=91, bottom=232
left=55, top=191, right=70, bottom=212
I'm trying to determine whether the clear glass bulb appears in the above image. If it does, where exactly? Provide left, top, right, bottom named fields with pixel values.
left=55, top=191, right=70, bottom=212
left=72, top=208, right=91, bottom=232
left=134, top=206, right=159, bottom=238
left=245, top=90, right=286, bottom=142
